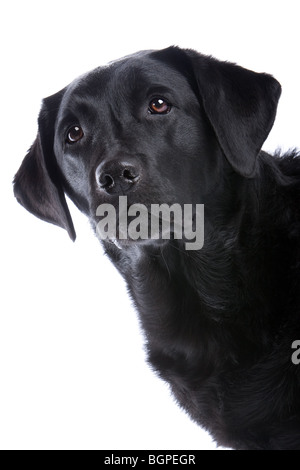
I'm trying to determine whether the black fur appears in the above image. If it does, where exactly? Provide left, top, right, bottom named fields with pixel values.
left=13, top=47, right=300, bottom=450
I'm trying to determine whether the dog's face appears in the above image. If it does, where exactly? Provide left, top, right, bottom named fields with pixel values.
left=54, top=51, right=214, bottom=214
left=14, top=47, right=281, bottom=243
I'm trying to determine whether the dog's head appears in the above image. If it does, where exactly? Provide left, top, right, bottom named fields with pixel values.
left=14, top=47, right=281, bottom=242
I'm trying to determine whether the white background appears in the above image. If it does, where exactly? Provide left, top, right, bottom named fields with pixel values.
left=1, top=0, right=299, bottom=450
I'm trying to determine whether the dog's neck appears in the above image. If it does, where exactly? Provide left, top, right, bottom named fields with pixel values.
left=117, top=154, right=292, bottom=365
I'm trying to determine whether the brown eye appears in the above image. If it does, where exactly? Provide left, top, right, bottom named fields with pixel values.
left=66, top=126, right=84, bottom=144
left=149, top=98, right=172, bottom=114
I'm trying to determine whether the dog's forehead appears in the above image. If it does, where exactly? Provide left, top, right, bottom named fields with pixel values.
left=63, top=51, right=191, bottom=105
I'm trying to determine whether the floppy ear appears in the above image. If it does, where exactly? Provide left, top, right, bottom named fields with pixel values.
left=186, top=49, right=282, bottom=177
left=13, top=90, right=76, bottom=241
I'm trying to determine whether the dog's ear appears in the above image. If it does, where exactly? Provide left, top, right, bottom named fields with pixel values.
left=13, top=89, right=76, bottom=241
left=186, top=49, right=282, bottom=177
left=154, top=46, right=281, bottom=177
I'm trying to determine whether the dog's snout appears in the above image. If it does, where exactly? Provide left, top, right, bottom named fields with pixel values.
left=96, top=160, right=141, bottom=194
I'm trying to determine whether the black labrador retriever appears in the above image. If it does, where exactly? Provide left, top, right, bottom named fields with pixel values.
left=14, top=47, right=300, bottom=450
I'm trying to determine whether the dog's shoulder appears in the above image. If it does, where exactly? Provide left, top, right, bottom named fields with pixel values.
left=275, top=150, right=300, bottom=231
left=277, top=149, right=300, bottom=178
left=258, top=150, right=300, bottom=219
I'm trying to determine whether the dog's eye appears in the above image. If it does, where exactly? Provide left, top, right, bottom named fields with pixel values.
left=66, top=126, right=84, bottom=144
left=148, top=98, right=172, bottom=114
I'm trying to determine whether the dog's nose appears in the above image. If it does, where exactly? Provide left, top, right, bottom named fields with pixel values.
left=95, top=160, right=141, bottom=194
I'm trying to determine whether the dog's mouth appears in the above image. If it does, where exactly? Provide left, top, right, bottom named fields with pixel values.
left=109, top=238, right=124, bottom=249
left=107, top=236, right=168, bottom=250
left=96, top=210, right=180, bottom=249
left=94, top=196, right=203, bottom=251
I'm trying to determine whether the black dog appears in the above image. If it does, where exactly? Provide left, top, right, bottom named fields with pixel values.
left=14, top=47, right=300, bottom=450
